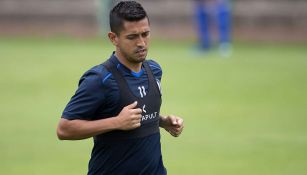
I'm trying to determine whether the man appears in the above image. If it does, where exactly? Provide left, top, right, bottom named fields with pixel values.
left=56, top=1, right=184, bottom=175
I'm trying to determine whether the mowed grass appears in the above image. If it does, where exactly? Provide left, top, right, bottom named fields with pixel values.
left=0, top=37, right=307, bottom=175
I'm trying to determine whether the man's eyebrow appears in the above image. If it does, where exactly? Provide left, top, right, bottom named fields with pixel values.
left=127, top=33, right=138, bottom=37
left=127, top=30, right=150, bottom=35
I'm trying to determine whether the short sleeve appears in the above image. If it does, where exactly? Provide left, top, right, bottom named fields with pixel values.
left=62, top=71, right=105, bottom=120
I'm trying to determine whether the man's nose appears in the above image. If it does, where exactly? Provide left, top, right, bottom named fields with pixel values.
left=136, top=37, right=146, bottom=47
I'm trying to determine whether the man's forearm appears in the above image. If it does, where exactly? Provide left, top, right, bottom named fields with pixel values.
left=57, top=117, right=119, bottom=140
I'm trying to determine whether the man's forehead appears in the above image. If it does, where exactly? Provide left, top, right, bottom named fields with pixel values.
left=122, top=18, right=150, bottom=34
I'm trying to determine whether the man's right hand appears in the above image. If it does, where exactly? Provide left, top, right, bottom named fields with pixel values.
left=116, top=101, right=142, bottom=130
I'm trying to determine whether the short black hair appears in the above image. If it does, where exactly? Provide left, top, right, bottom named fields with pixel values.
left=110, top=1, right=148, bottom=35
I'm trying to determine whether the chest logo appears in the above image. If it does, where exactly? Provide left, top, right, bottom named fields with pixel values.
left=142, top=104, right=147, bottom=113
left=141, top=104, right=158, bottom=122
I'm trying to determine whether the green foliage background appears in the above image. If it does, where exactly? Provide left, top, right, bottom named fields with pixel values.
left=1, top=38, right=307, bottom=175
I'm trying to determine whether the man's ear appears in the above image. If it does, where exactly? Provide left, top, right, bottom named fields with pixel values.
left=108, top=32, right=119, bottom=46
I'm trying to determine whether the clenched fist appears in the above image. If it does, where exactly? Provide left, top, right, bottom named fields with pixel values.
left=116, top=101, right=142, bottom=130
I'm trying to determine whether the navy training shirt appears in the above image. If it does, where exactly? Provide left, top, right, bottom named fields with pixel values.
left=62, top=53, right=166, bottom=175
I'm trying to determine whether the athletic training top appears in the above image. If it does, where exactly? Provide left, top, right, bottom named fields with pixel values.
left=62, top=53, right=167, bottom=175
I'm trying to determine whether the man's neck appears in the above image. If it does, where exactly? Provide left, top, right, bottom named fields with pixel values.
left=115, top=51, right=142, bottom=73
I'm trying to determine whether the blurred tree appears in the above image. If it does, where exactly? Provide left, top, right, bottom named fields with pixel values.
left=97, top=0, right=113, bottom=36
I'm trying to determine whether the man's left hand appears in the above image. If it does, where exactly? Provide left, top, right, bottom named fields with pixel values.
left=160, top=115, right=184, bottom=137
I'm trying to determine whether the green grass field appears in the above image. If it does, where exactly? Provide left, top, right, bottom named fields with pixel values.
left=1, top=37, right=307, bottom=175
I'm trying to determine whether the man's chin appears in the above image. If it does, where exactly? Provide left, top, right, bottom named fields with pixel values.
left=138, top=57, right=146, bottom=62
left=137, top=55, right=147, bottom=61
left=134, top=55, right=146, bottom=63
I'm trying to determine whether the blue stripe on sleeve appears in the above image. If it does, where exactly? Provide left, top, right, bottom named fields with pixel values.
left=149, top=64, right=160, bottom=70
left=102, top=73, right=112, bottom=84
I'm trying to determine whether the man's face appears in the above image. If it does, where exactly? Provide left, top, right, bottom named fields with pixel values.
left=113, top=18, right=150, bottom=63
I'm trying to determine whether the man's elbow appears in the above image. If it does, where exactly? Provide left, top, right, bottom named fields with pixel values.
left=57, top=127, right=68, bottom=140
left=56, top=118, right=72, bottom=140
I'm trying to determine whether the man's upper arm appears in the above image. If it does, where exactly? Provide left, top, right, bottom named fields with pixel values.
left=62, top=70, right=105, bottom=120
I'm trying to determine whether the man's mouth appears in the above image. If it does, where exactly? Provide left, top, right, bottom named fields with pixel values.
left=136, top=49, right=146, bottom=54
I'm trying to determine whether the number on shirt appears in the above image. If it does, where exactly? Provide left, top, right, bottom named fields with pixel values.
left=138, top=86, right=146, bottom=98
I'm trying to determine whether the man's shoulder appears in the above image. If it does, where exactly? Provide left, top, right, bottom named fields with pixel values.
left=85, top=63, right=108, bottom=76
left=146, top=59, right=162, bottom=78
left=146, top=59, right=162, bottom=71
left=79, top=63, right=110, bottom=86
